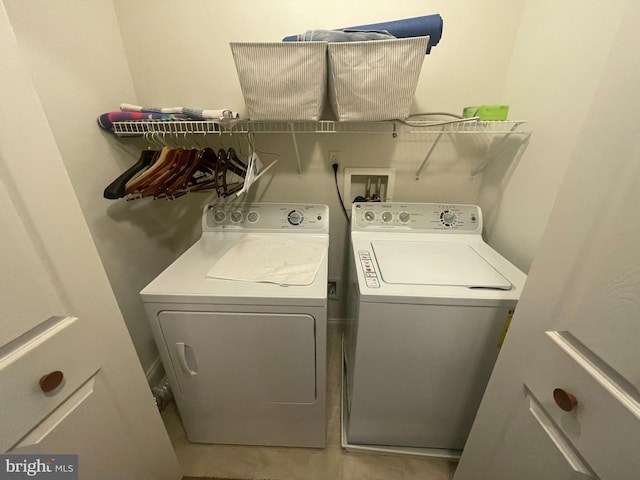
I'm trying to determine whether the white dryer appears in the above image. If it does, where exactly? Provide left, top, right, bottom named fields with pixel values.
left=141, top=203, right=329, bottom=448
left=343, top=202, right=526, bottom=457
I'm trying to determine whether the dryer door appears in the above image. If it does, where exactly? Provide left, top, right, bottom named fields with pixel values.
left=158, top=311, right=316, bottom=403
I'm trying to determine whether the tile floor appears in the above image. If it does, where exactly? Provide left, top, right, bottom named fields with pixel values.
left=162, top=322, right=457, bottom=480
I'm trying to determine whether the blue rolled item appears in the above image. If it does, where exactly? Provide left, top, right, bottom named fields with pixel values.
left=283, top=14, right=443, bottom=54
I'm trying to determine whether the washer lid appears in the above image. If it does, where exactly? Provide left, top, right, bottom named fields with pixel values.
left=371, top=240, right=512, bottom=290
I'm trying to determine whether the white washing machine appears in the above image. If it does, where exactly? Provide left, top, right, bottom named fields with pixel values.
left=141, top=203, right=329, bottom=448
left=343, top=202, right=526, bottom=457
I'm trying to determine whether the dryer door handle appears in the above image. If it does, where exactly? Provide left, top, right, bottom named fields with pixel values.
left=175, top=342, right=198, bottom=376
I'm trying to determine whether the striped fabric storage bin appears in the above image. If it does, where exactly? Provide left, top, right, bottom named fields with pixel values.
left=327, top=36, right=429, bottom=121
left=230, top=42, right=327, bottom=121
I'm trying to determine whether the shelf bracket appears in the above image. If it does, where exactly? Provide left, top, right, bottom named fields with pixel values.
left=289, top=123, right=303, bottom=176
left=415, top=131, right=444, bottom=180
left=470, top=123, right=522, bottom=177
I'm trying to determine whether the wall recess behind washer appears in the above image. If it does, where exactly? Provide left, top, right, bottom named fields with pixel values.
left=344, top=168, right=396, bottom=210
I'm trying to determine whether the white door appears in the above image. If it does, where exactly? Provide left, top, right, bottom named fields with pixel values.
left=455, top=4, right=640, bottom=480
left=0, top=6, right=181, bottom=480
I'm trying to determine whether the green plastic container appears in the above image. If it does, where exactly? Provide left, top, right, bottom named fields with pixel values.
left=463, top=105, right=509, bottom=121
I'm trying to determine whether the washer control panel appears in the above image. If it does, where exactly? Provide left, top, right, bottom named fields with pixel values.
left=204, top=203, right=328, bottom=232
left=352, top=203, right=482, bottom=233
left=357, top=250, right=380, bottom=288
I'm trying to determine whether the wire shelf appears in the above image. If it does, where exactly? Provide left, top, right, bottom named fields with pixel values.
left=111, top=119, right=527, bottom=137
left=402, top=119, right=527, bottom=134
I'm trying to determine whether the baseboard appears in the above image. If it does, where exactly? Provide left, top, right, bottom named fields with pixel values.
left=145, top=356, right=165, bottom=387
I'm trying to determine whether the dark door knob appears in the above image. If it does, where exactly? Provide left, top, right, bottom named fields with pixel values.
left=39, top=370, right=64, bottom=393
left=553, top=388, right=578, bottom=412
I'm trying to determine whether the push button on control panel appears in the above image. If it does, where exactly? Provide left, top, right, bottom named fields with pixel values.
left=358, top=250, right=380, bottom=288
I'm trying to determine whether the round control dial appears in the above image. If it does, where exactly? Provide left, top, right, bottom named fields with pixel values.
left=247, top=211, right=259, bottom=223
left=440, top=210, right=458, bottom=227
left=364, top=210, right=376, bottom=222
left=398, top=211, right=411, bottom=224
left=230, top=211, right=243, bottom=223
left=381, top=211, right=393, bottom=223
left=287, top=209, right=304, bottom=226
left=213, top=210, right=226, bottom=223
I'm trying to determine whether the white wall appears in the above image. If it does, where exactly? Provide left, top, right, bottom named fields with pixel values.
left=484, top=0, right=631, bottom=271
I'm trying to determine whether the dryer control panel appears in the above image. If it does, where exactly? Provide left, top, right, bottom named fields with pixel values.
left=352, top=203, right=482, bottom=234
left=203, top=203, right=329, bottom=233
